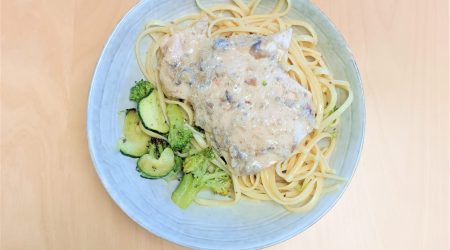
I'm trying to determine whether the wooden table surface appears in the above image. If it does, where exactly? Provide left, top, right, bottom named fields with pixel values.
left=1, top=0, right=449, bottom=249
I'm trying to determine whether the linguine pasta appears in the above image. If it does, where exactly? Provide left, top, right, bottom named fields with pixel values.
left=135, top=0, right=353, bottom=212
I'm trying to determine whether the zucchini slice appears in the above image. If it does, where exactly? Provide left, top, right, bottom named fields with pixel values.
left=137, top=148, right=175, bottom=178
left=166, top=104, right=186, bottom=126
left=138, top=91, right=169, bottom=134
left=118, top=109, right=150, bottom=158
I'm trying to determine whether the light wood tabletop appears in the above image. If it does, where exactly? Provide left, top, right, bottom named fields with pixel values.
left=1, top=0, right=449, bottom=249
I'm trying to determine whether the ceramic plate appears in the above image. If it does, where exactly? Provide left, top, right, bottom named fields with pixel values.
left=87, top=0, right=365, bottom=249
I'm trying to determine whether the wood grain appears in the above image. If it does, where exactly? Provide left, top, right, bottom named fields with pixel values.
left=1, top=0, right=448, bottom=249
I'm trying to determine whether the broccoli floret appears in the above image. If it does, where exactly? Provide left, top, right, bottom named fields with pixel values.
left=171, top=148, right=231, bottom=208
left=181, top=142, right=198, bottom=156
left=183, top=148, right=214, bottom=176
left=204, top=170, right=232, bottom=195
left=171, top=174, right=202, bottom=208
left=166, top=104, right=193, bottom=151
left=129, top=80, right=153, bottom=102
left=147, top=138, right=168, bottom=159
left=168, top=125, right=193, bottom=151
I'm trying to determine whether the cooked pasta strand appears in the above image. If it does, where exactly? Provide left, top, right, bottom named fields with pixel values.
left=134, top=0, right=353, bottom=212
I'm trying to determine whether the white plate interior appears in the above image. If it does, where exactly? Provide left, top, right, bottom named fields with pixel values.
left=87, top=0, right=365, bottom=249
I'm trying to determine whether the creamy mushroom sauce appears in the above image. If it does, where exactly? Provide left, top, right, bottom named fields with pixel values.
left=159, top=19, right=316, bottom=175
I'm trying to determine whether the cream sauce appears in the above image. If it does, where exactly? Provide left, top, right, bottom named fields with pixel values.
left=160, top=20, right=316, bottom=175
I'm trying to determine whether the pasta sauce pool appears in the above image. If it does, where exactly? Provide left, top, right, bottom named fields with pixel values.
left=159, top=19, right=316, bottom=175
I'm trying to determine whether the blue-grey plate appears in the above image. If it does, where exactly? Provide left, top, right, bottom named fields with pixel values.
left=87, top=0, right=365, bottom=249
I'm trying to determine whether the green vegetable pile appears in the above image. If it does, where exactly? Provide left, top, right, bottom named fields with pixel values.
left=118, top=80, right=232, bottom=209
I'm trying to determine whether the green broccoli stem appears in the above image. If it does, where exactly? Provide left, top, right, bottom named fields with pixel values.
left=171, top=174, right=204, bottom=209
